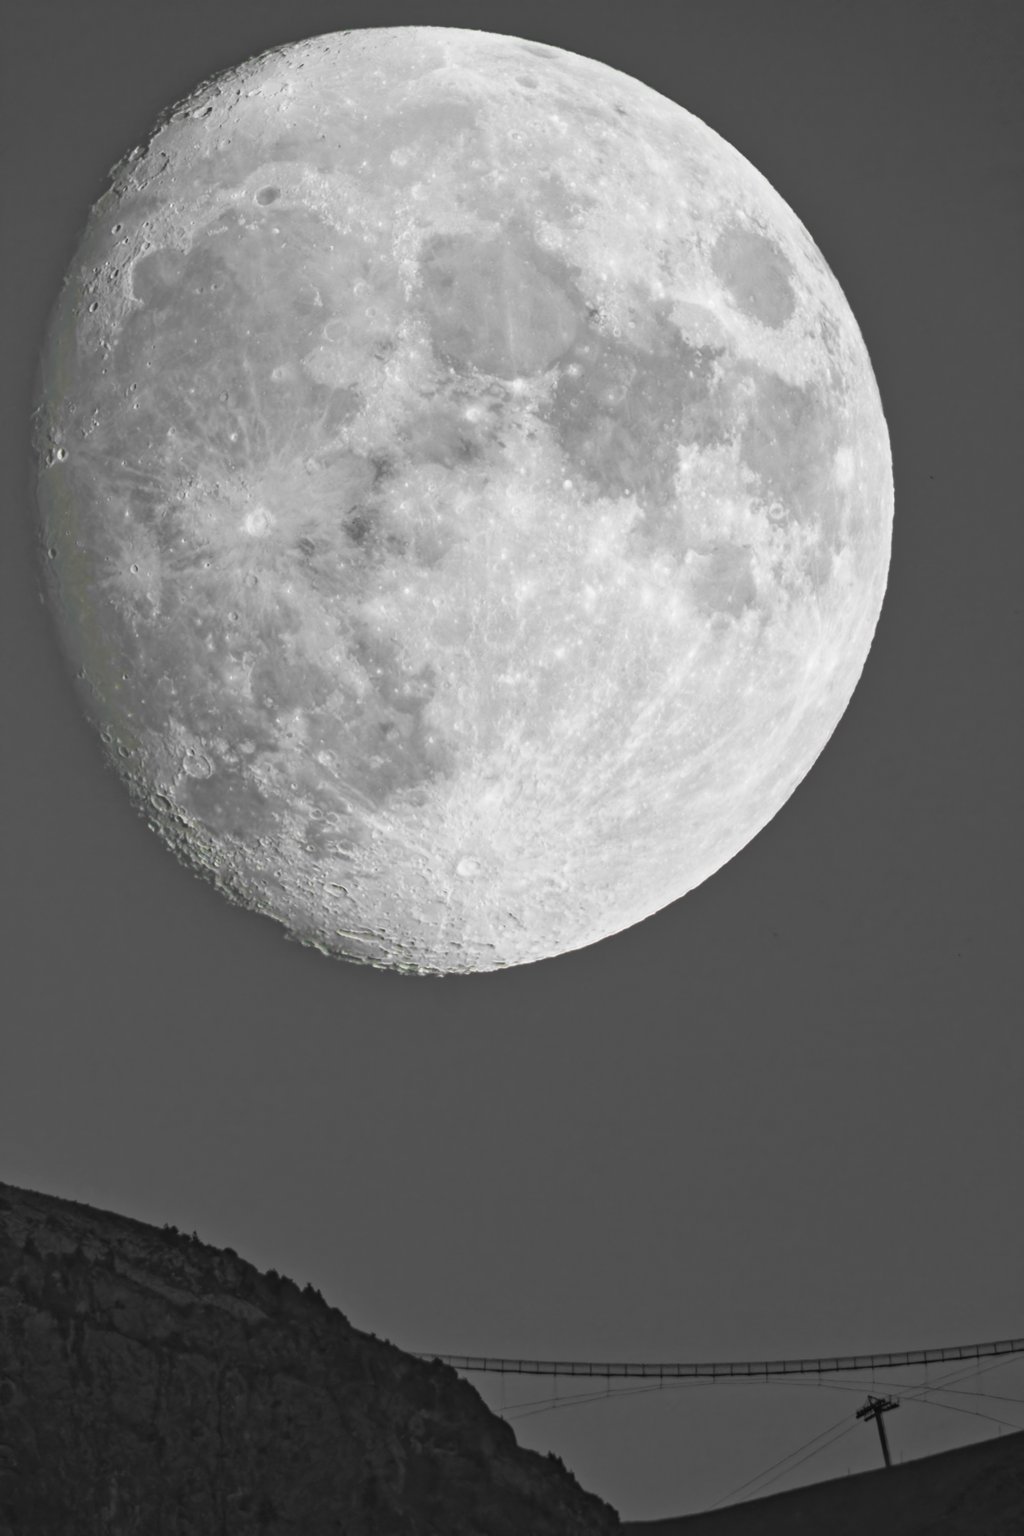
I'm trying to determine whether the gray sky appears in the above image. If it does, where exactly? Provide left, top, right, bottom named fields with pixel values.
left=3, top=1, right=1022, bottom=1521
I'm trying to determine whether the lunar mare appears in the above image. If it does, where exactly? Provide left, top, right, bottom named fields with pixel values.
left=35, top=27, right=892, bottom=974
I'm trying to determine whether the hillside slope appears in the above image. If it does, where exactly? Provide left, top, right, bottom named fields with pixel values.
left=0, top=1181, right=619, bottom=1535
left=624, top=1426, right=1024, bottom=1536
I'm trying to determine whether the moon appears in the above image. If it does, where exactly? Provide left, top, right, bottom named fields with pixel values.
left=34, top=27, right=892, bottom=974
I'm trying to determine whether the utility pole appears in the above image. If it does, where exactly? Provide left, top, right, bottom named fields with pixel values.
left=856, top=1395, right=900, bottom=1467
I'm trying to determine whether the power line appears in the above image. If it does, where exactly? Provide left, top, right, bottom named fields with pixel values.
left=423, top=1341, right=1024, bottom=1512
left=416, top=1333, right=1024, bottom=1381
left=892, top=1390, right=1023, bottom=1435
left=707, top=1413, right=859, bottom=1509
left=704, top=1354, right=1024, bottom=1512
left=476, top=1347, right=1024, bottom=1515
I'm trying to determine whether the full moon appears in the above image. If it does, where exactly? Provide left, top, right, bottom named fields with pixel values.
left=35, top=28, right=892, bottom=974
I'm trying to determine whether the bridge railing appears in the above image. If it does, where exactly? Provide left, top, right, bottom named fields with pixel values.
left=412, top=1335, right=1024, bottom=1380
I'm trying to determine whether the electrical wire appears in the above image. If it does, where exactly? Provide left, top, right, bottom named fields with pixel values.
left=708, top=1359, right=1024, bottom=1511
left=704, top=1355, right=1024, bottom=1512
left=491, top=1348, right=1024, bottom=1512
left=706, top=1414, right=860, bottom=1509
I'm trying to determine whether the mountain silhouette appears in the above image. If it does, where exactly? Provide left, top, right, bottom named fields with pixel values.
left=0, top=1181, right=618, bottom=1534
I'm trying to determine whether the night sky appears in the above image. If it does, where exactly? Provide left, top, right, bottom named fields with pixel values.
left=3, top=1, right=1022, bottom=1522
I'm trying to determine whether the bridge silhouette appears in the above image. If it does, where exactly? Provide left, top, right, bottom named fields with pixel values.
left=414, top=1333, right=1024, bottom=1381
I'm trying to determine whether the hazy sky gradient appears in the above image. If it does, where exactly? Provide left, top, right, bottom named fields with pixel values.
left=3, top=1, right=1022, bottom=1521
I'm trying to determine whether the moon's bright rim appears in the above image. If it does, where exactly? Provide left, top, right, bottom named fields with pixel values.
left=35, top=28, right=892, bottom=973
